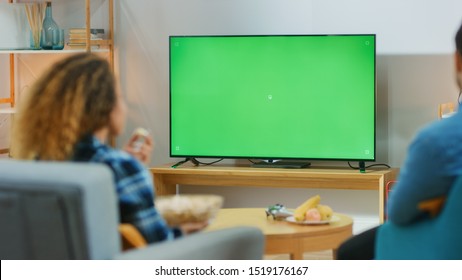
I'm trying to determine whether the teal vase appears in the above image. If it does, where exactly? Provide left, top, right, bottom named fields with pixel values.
left=41, top=2, right=59, bottom=50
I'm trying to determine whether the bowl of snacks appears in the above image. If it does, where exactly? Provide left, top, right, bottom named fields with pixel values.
left=155, top=194, right=224, bottom=226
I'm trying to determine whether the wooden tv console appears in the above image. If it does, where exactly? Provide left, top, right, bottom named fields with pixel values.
left=150, top=163, right=398, bottom=223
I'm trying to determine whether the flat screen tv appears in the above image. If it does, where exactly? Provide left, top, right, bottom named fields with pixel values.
left=169, top=34, right=376, bottom=167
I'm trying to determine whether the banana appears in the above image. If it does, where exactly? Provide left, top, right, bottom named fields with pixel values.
left=317, top=204, right=333, bottom=221
left=294, top=195, right=321, bottom=221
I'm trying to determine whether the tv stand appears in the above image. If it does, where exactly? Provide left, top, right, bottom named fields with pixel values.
left=252, top=160, right=311, bottom=169
left=150, top=163, right=398, bottom=223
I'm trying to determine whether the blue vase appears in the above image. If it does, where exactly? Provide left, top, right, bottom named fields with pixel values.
left=41, top=2, right=59, bottom=50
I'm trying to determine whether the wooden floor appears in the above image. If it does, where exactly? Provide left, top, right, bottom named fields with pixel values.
left=264, top=250, right=333, bottom=260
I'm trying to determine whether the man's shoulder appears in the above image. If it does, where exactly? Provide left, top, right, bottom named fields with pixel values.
left=417, top=113, right=462, bottom=140
left=410, top=113, right=462, bottom=158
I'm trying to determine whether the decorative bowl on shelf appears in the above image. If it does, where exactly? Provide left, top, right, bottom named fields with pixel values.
left=155, top=194, right=224, bottom=226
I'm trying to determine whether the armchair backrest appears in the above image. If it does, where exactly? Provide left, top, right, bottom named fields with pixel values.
left=0, top=160, right=120, bottom=259
left=431, top=175, right=462, bottom=258
left=376, top=175, right=462, bottom=259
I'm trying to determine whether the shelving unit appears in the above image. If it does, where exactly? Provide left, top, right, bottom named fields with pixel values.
left=0, top=0, right=114, bottom=155
left=0, top=49, right=111, bottom=54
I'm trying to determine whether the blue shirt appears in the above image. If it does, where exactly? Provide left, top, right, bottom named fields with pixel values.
left=388, top=110, right=462, bottom=225
left=72, top=135, right=182, bottom=243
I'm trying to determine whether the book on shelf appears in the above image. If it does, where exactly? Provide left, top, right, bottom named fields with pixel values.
left=65, top=44, right=100, bottom=50
left=68, top=38, right=103, bottom=44
left=67, top=28, right=106, bottom=50
left=68, top=28, right=105, bottom=39
left=69, top=33, right=90, bottom=39
left=69, top=28, right=105, bottom=35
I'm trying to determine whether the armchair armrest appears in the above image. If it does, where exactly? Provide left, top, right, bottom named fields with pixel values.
left=115, top=226, right=264, bottom=260
left=417, top=196, right=446, bottom=217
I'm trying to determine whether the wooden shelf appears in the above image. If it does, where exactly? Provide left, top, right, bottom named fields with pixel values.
left=0, top=49, right=110, bottom=54
left=0, top=108, right=16, bottom=114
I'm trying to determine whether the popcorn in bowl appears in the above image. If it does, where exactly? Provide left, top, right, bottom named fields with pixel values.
left=155, top=194, right=224, bottom=226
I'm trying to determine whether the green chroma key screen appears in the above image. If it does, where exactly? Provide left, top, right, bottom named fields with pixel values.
left=170, top=34, right=376, bottom=161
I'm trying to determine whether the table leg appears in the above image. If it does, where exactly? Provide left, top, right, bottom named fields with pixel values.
left=379, top=183, right=385, bottom=223
left=332, top=249, right=338, bottom=260
left=290, top=244, right=304, bottom=260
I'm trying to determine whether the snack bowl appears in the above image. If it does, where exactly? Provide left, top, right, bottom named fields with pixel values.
left=155, top=194, right=224, bottom=226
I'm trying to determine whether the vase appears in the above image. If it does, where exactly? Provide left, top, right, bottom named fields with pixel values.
left=29, top=30, right=41, bottom=50
left=24, top=2, right=46, bottom=50
left=41, top=2, right=59, bottom=50
left=52, top=29, right=65, bottom=50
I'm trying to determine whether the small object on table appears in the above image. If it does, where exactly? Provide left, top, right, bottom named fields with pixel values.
left=265, top=204, right=293, bottom=220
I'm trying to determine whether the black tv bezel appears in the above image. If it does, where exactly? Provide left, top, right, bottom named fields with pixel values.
left=169, top=34, right=377, bottom=162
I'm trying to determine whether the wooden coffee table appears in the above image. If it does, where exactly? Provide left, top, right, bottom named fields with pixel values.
left=206, top=208, right=353, bottom=260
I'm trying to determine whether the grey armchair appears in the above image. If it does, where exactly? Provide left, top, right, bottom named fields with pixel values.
left=0, top=160, right=264, bottom=260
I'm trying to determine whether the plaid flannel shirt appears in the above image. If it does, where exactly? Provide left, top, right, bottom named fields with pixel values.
left=73, top=135, right=182, bottom=243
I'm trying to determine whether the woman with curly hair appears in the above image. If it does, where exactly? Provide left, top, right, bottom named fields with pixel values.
left=11, top=53, right=206, bottom=244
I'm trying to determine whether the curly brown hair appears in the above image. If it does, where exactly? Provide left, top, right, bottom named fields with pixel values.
left=11, top=53, right=116, bottom=160
left=457, top=21, right=462, bottom=56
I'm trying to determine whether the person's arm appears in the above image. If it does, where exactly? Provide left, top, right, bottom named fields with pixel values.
left=121, top=136, right=207, bottom=238
left=121, top=166, right=207, bottom=241
left=387, top=127, right=454, bottom=225
left=112, top=157, right=182, bottom=243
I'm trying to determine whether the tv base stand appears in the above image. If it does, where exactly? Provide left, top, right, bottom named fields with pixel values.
left=171, top=157, right=200, bottom=168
